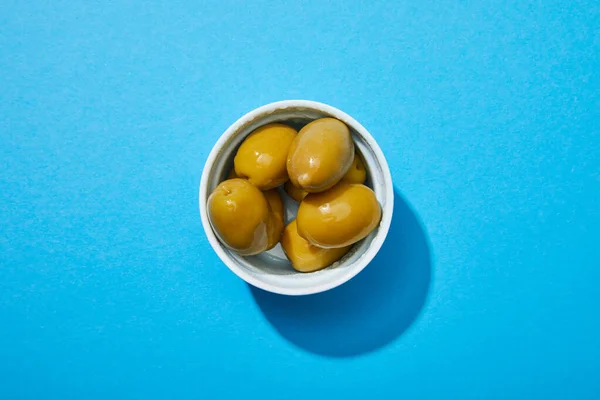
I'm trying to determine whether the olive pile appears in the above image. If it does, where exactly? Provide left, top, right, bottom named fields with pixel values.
left=207, top=118, right=381, bottom=272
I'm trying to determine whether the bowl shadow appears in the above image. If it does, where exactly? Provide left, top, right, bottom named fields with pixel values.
left=250, top=188, right=432, bottom=357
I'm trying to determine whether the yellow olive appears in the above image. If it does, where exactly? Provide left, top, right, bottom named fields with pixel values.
left=284, top=181, right=308, bottom=202
left=224, top=169, right=283, bottom=248
left=282, top=220, right=352, bottom=272
left=207, top=179, right=270, bottom=255
left=263, top=189, right=284, bottom=250
left=287, top=118, right=354, bottom=193
left=234, top=123, right=297, bottom=190
left=297, top=183, right=381, bottom=248
left=286, top=153, right=366, bottom=200
left=341, top=153, right=367, bottom=184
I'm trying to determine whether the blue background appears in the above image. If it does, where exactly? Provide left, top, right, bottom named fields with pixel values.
left=1, top=0, right=599, bottom=398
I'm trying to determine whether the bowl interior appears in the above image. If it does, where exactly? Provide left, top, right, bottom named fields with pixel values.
left=201, top=103, right=391, bottom=294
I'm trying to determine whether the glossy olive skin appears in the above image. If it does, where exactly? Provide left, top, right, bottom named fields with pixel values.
left=285, top=153, right=367, bottom=201
left=341, top=153, right=367, bottom=184
left=284, top=181, right=308, bottom=203
left=225, top=168, right=284, bottom=249
left=282, top=220, right=351, bottom=272
left=287, top=118, right=354, bottom=193
left=234, top=123, right=297, bottom=190
left=263, top=189, right=284, bottom=250
left=297, top=183, right=381, bottom=248
left=207, top=179, right=270, bottom=255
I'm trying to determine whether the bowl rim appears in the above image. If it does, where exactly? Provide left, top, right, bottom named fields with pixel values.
left=199, top=100, right=394, bottom=295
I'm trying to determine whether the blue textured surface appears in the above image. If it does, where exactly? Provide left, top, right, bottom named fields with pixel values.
left=1, top=1, right=599, bottom=398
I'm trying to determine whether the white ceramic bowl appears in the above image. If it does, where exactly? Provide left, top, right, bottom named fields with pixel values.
left=199, top=100, right=393, bottom=295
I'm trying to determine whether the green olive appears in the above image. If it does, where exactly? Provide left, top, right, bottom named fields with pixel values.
left=341, top=153, right=367, bottom=184
left=225, top=168, right=284, bottom=249
left=234, top=123, right=297, bottom=190
left=285, top=153, right=367, bottom=201
left=286, top=118, right=354, bottom=193
left=282, top=220, right=352, bottom=272
left=207, top=179, right=270, bottom=255
left=296, top=183, right=381, bottom=248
